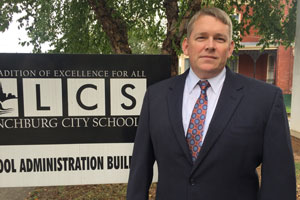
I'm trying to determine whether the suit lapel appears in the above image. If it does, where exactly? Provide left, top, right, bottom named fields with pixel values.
left=192, top=68, right=245, bottom=171
left=167, top=70, right=193, bottom=164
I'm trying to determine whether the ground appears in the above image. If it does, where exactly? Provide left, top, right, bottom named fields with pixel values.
left=23, top=136, right=300, bottom=200
left=292, top=136, right=300, bottom=162
left=292, top=136, right=300, bottom=200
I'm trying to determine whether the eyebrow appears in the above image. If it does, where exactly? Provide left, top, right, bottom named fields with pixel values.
left=193, top=32, right=228, bottom=39
left=214, top=33, right=228, bottom=39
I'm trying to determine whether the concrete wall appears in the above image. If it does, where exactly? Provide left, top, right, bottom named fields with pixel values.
left=290, top=1, right=300, bottom=132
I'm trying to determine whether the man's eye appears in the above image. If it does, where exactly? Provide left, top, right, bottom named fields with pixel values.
left=196, top=36, right=205, bottom=40
left=216, top=38, right=226, bottom=42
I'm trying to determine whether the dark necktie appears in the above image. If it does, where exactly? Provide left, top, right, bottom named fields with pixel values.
left=186, top=80, right=210, bottom=162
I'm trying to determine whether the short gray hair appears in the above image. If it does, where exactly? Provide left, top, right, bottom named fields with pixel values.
left=187, top=7, right=233, bottom=41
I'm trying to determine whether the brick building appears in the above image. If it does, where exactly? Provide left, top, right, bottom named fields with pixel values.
left=232, top=3, right=294, bottom=109
left=233, top=3, right=294, bottom=95
left=231, top=35, right=294, bottom=94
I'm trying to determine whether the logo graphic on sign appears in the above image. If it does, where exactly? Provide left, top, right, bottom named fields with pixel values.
left=0, top=79, right=18, bottom=117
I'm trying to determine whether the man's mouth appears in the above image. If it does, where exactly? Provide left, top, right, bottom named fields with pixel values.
left=200, top=55, right=217, bottom=59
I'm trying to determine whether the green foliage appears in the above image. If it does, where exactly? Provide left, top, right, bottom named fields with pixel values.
left=0, top=1, right=21, bottom=32
left=0, top=0, right=297, bottom=54
left=121, top=0, right=165, bottom=54
left=231, top=0, right=296, bottom=49
left=282, top=0, right=297, bottom=47
left=14, top=0, right=114, bottom=53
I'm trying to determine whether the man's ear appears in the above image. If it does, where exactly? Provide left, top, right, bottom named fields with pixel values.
left=227, top=40, right=235, bottom=58
left=182, top=38, right=189, bottom=56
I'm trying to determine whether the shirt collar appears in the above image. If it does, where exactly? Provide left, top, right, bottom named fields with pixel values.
left=186, top=67, right=226, bottom=94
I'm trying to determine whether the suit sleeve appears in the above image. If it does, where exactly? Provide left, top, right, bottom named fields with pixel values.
left=259, top=88, right=296, bottom=200
left=127, top=89, right=155, bottom=200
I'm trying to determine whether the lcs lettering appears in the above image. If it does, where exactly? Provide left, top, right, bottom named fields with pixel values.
left=22, top=78, right=146, bottom=117
left=76, top=84, right=98, bottom=110
left=121, top=84, right=136, bottom=110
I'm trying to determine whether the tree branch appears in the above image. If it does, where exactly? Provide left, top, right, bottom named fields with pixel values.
left=178, top=0, right=202, bottom=37
left=88, top=0, right=131, bottom=54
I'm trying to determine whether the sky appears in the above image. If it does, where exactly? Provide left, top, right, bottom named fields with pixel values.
left=0, top=14, right=44, bottom=53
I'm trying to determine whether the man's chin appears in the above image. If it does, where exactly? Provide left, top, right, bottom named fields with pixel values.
left=192, top=65, right=224, bottom=79
left=197, top=64, right=218, bottom=72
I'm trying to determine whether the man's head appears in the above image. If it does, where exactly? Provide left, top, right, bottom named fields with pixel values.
left=187, top=7, right=233, bottom=42
left=182, top=7, right=234, bottom=79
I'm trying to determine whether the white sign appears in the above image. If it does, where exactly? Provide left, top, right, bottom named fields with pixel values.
left=0, top=144, right=133, bottom=187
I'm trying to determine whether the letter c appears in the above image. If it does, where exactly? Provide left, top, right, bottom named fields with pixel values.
left=76, top=84, right=98, bottom=110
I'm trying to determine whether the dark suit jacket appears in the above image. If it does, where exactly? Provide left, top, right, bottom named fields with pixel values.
left=127, top=68, right=296, bottom=200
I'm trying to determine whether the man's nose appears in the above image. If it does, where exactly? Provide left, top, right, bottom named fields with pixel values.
left=205, top=38, right=215, bottom=50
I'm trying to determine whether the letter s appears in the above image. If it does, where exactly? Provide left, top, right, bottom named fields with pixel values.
left=121, top=84, right=136, bottom=110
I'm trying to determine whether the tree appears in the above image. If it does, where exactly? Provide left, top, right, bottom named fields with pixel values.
left=0, top=0, right=297, bottom=76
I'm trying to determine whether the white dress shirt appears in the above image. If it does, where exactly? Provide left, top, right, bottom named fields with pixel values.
left=182, top=67, right=226, bottom=141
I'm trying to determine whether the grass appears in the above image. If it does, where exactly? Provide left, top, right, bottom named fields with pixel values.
left=296, top=163, right=300, bottom=200
left=26, top=183, right=158, bottom=200
left=286, top=105, right=291, bottom=114
left=295, top=162, right=300, bottom=174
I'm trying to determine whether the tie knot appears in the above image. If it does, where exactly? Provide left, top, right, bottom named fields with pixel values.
left=198, top=80, right=210, bottom=91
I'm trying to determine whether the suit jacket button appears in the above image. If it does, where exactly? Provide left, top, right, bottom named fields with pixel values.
left=190, top=179, right=195, bottom=185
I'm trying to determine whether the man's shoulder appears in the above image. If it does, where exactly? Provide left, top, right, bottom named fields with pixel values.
left=148, top=72, right=186, bottom=92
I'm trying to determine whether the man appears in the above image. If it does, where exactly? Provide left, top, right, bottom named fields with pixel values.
left=127, top=7, right=296, bottom=200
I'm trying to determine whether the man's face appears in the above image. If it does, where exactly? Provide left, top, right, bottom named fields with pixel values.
left=182, top=15, right=234, bottom=79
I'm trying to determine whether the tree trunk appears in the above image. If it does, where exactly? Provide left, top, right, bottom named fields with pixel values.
left=89, top=0, right=203, bottom=76
left=162, top=0, right=202, bottom=76
left=88, top=0, right=132, bottom=54
left=161, top=0, right=179, bottom=76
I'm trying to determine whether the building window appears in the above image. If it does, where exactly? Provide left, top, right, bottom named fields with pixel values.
left=267, top=55, right=275, bottom=84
